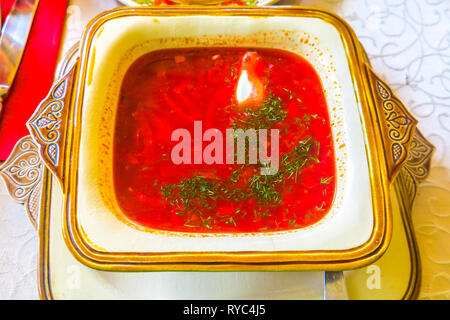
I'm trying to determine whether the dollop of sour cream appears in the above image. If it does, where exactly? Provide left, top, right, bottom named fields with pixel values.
left=235, top=51, right=266, bottom=108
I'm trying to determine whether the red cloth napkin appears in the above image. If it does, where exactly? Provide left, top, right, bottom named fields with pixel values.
left=1, top=0, right=14, bottom=23
left=0, top=0, right=68, bottom=160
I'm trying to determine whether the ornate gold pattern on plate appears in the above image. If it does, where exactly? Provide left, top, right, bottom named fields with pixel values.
left=0, top=136, right=43, bottom=229
left=387, top=128, right=434, bottom=300
left=397, top=129, right=435, bottom=209
left=405, top=130, right=435, bottom=182
left=366, top=67, right=418, bottom=181
left=27, top=65, right=77, bottom=188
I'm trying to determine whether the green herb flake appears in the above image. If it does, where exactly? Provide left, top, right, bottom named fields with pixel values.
left=231, top=95, right=287, bottom=129
left=282, top=88, right=295, bottom=100
left=320, top=177, right=333, bottom=184
left=288, top=220, right=300, bottom=227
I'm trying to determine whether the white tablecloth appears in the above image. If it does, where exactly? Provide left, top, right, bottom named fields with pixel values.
left=0, top=0, right=448, bottom=299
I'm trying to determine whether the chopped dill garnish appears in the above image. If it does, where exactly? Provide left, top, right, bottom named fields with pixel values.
left=320, top=177, right=333, bottom=184
left=283, top=88, right=295, bottom=99
left=225, top=217, right=237, bottom=226
left=159, top=91, right=325, bottom=230
left=231, top=95, right=287, bottom=129
left=288, top=219, right=300, bottom=227
left=160, top=135, right=319, bottom=230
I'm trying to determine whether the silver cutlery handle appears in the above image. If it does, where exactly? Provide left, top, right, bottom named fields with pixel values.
left=325, top=271, right=349, bottom=300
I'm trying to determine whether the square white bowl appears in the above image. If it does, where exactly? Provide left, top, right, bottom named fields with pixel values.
left=76, top=12, right=373, bottom=253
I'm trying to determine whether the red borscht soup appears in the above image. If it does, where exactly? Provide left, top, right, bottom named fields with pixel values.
left=113, top=48, right=335, bottom=233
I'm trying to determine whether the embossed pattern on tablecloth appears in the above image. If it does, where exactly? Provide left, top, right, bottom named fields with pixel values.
left=0, top=183, right=38, bottom=299
left=0, top=0, right=448, bottom=299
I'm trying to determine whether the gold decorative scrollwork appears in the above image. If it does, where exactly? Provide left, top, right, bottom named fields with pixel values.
left=366, top=65, right=418, bottom=180
left=405, top=130, right=435, bottom=183
left=27, top=64, right=77, bottom=188
left=0, top=136, right=43, bottom=229
left=397, top=129, right=435, bottom=210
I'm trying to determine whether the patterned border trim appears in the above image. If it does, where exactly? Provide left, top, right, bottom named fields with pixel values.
left=367, top=67, right=418, bottom=180
left=28, top=78, right=68, bottom=167
left=27, top=65, right=76, bottom=188
left=398, top=129, right=435, bottom=209
left=0, top=136, right=43, bottom=229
